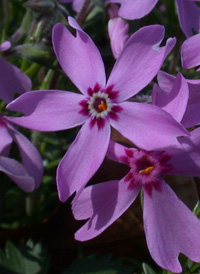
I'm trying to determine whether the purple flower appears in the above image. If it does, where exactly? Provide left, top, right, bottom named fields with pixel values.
left=0, top=115, right=43, bottom=192
left=175, top=0, right=200, bottom=38
left=6, top=17, right=187, bottom=202
left=0, top=41, right=32, bottom=104
left=181, top=33, right=200, bottom=69
left=108, top=17, right=129, bottom=59
left=112, top=0, right=200, bottom=37
left=72, top=129, right=200, bottom=273
left=60, top=0, right=200, bottom=37
left=0, top=43, right=43, bottom=191
left=152, top=71, right=200, bottom=128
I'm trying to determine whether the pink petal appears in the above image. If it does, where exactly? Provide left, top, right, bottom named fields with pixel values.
left=0, top=156, right=34, bottom=192
left=152, top=73, right=189, bottom=122
left=156, top=71, right=176, bottom=92
left=7, top=124, right=43, bottom=188
left=108, top=17, right=129, bottom=59
left=107, top=25, right=176, bottom=102
left=182, top=103, right=200, bottom=127
left=176, top=0, right=200, bottom=37
left=6, top=90, right=86, bottom=131
left=181, top=34, right=200, bottom=69
left=110, top=102, right=189, bottom=150
left=57, top=119, right=111, bottom=202
left=0, top=41, right=11, bottom=52
left=73, top=178, right=141, bottom=241
left=144, top=179, right=200, bottom=273
left=156, top=73, right=200, bottom=127
left=0, top=119, right=13, bottom=153
left=72, top=0, right=84, bottom=12
left=52, top=19, right=106, bottom=96
left=107, top=0, right=158, bottom=20
left=168, top=127, right=200, bottom=176
left=0, top=57, right=32, bottom=103
left=107, top=140, right=136, bottom=163
left=182, top=79, right=200, bottom=127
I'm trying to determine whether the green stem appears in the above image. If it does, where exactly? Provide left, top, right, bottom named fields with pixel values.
left=40, top=68, right=55, bottom=90
left=75, top=0, right=94, bottom=24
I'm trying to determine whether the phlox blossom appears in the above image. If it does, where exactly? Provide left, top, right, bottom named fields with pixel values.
left=0, top=41, right=32, bottom=103
left=6, top=17, right=187, bottom=202
left=72, top=129, right=200, bottom=273
left=0, top=116, right=43, bottom=192
left=0, top=44, right=43, bottom=191
left=60, top=0, right=200, bottom=37
left=181, top=33, right=200, bottom=70
left=152, top=71, right=200, bottom=128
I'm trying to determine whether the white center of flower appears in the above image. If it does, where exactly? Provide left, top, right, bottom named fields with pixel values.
left=88, top=91, right=112, bottom=118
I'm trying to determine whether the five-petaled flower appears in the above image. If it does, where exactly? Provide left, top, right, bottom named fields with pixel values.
left=0, top=43, right=43, bottom=191
left=72, top=128, right=200, bottom=273
left=6, top=17, right=188, bottom=203
left=60, top=0, right=200, bottom=37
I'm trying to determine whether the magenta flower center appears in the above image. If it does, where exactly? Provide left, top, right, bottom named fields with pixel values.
left=88, top=91, right=112, bottom=118
left=0, top=117, right=6, bottom=127
left=137, top=157, right=154, bottom=175
left=79, top=83, right=122, bottom=129
left=121, top=149, right=172, bottom=197
left=93, top=98, right=108, bottom=112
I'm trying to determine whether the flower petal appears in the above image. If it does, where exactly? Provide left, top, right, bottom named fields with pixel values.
left=182, top=79, right=200, bottom=127
left=52, top=19, right=106, bottom=96
left=176, top=0, right=200, bottom=37
left=144, top=179, right=200, bottom=273
left=107, top=25, right=176, bottom=102
left=157, top=71, right=176, bottom=92
left=72, top=177, right=141, bottom=241
left=6, top=90, right=86, bottom=131
left=107, top=139, right=136, bottom=163
left=181, top=34, right=200, bottom=69
left=110, top=102, right=189, bottom=150
left=168, top=127, right=200, bottom=176
left=0, top=57, right=32, bottom=103
left=0, top=119, right=13, bottom=153
left=57, top=119, right=110, bottom=202
left=107, top=0, right=158, bottom=20
left=0, top=156, right=34, bottom=192
left=108, top=17, right=129, bottom=59
left=7, top=124, right=43, bottom=188
left=152, top=73, right=189, bottom=122
left=0, top=41, right=11, bottom=52
left=156, top=73, right=200, bottom=127
left=72, top=0, right=84, bottom=12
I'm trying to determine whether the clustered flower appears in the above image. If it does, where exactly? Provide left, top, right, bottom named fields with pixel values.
left=1, top=0, right=200, bottom=273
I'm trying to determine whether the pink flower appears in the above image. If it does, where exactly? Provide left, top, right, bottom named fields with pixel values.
left=181, top=33, right=200, bottom=69
left=61, top=0, right=200, bottom=37
left=108, top=17, right=129, bottom=59
left=152, top=71, right=200, bottom=128
left=110, top=0, right=200, bottom=37
left=6, top=17, right=187, bottom=202
left=72, top=129, right=200, bottom=273
left=0, top=43, right=43, bottom=191
left=0, top=41, right=32, bottom=103
left=0, top=116, right=43, bottom=192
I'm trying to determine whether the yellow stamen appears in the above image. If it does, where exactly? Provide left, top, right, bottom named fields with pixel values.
left=98, top=100, right=107, bottom=111
left=139, top=166, right=154, bottom=175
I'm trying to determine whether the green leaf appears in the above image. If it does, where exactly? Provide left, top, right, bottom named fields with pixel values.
left=193, top=201, right=200, bottom=218
left=62, top=254, right=134, bottom=274
left=0, top=240, right=49, bottom=274
left=142, top=263, right=156, bottom=274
